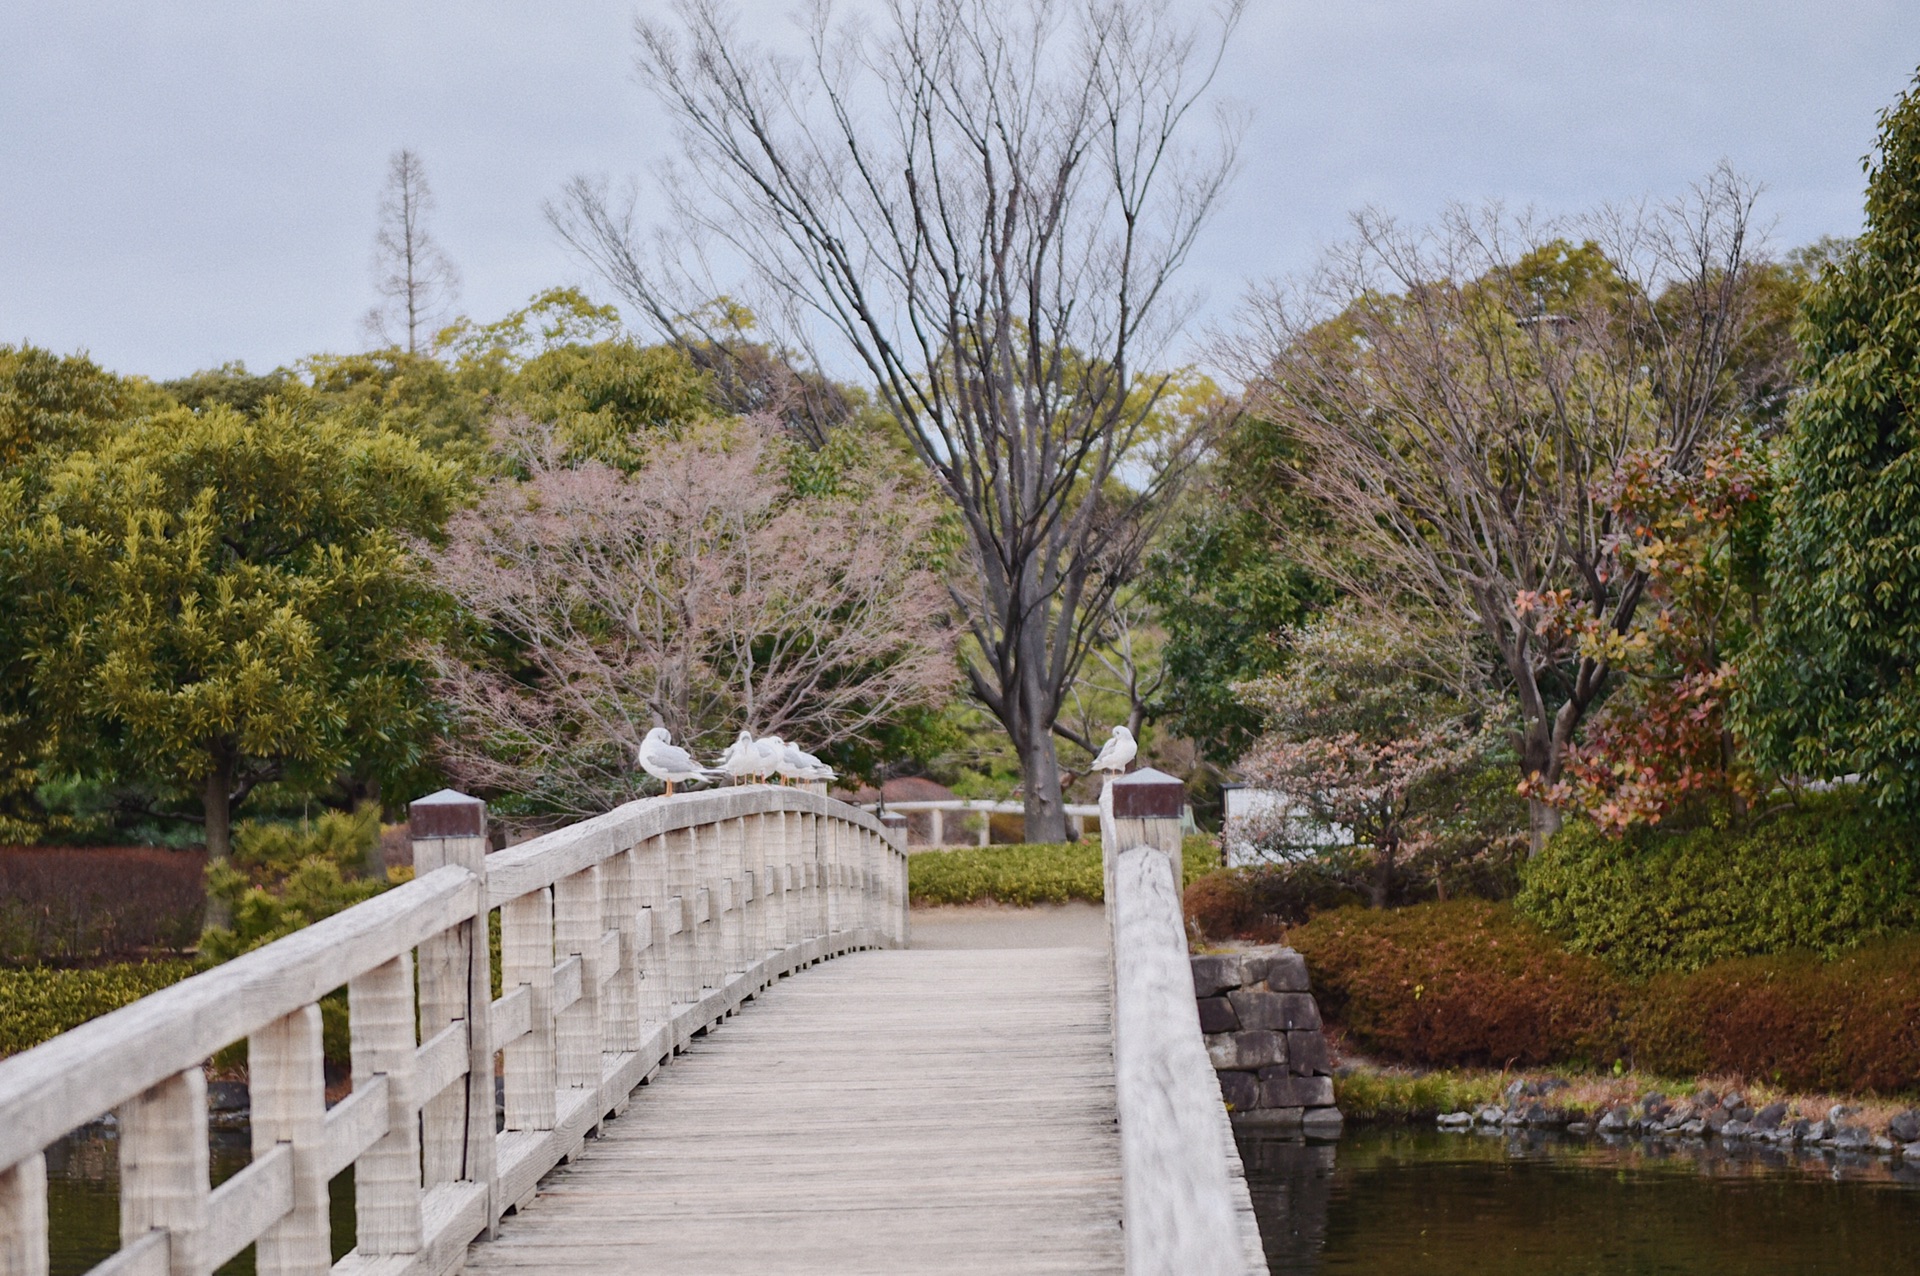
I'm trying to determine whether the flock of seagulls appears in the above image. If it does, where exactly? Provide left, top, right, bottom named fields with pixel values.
left=638, top=726, right=837, bottom=795
left=638, top=722, right=1140, bottom=797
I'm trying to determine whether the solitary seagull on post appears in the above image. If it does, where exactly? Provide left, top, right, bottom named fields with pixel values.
left=1089, top=725, right=1136, bottom=782
left=638, top=727, right=720, bottom=795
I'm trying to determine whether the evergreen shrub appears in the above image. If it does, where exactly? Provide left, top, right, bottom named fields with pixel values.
left=0, top=961, right=195, bottom=1058
left=1517, top=798, right=1920, bottom=976
left=907, top=836, right=1216, bottom=906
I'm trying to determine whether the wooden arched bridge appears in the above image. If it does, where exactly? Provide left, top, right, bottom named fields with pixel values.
left=0, top=783, right=1264, bottom=1275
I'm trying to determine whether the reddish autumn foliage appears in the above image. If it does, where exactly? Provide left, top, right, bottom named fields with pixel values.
left=1519, top=436, right=1771, bottom=832
left=1286, top=901, right=1626, bottom=1068
left=1272, top=900, right=1920, bottom=1093
left=0, top=846, right=205, bottom=964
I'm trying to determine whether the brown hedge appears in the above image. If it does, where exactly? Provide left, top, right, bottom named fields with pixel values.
left=1277, top=901, right=1920, bottom=1094
left=1284, top=901, right=1624, bottom=1068
left=0, top=846, right=205, bottom=964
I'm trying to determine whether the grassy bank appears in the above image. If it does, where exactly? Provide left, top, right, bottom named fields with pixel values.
left=1334, top=1063, right=1918, bottom=1134
left=909, top=836, right=1218, bottom=906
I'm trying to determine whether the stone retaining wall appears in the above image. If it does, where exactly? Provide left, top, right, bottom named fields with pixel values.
left=1191, top=947, right=1341, bottom=1136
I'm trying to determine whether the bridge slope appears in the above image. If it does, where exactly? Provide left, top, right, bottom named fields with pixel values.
left=463, top=947, right=1124, bottom=1274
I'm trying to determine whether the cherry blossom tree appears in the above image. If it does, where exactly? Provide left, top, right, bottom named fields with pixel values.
left=426, top=415, right=956, bottom=816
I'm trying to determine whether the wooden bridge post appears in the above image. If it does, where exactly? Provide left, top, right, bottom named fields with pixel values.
left=1106, top=768, right=1187, bottom=890
left=250, top=1003, right=329, bottom=1275
left=408, top=791, right=499, bottom=1209
left=348, top=951, right=424, bottom=1256
left=0, top=1153, right=49, bottom=1276
left=120, top=1067, right=210, bottom=1276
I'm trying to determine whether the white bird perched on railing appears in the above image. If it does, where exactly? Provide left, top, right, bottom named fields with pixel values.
left=763, top=735, right=835, bottom=784
left=638, top=727, right=722, bottom=795
left=1089, top=725, right=1136, bottom=782
left=715, top=730, right=764, bottom=784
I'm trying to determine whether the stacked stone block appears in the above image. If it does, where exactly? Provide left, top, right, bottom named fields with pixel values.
left=1191, top=947, right=1341, bottom=1135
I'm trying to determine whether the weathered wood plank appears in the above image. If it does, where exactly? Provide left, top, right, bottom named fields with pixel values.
left=462, top=948, right=1123, bottom=1275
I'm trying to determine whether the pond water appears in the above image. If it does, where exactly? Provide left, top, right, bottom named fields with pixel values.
left=44, top=1119, right=1920, bottom=1273
left=1238, top=1125, right=1920, bottom=1275
left=45, top=1122, right=355, bottom=1276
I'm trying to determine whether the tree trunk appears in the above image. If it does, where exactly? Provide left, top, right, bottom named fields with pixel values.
left=1527, top=797, right=1562, bottom=857
left=1519, top=717, right=1561, bottom=857
left=1369, top=836, right=1396, bottom=910
left=203, top=753, right=234, bottom=931
left=1016, top=723, right=1070, bottom=845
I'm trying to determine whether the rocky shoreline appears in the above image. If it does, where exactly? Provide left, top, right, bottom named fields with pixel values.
left=1437, top=1078, right=1920, bottom=1160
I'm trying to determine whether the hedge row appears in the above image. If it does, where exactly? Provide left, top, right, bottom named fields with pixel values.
left=1278, top=900, right=1920, bottom=1094
left=0, top=961, right=197, bottom=1057
left=908, top=836, right=1217, bottom=906
left=1518, top=797, right=1920, bottom=976
left=0, top=846, right=204, bottom=964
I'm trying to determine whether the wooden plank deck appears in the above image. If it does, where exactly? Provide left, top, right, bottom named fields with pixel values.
left=462, top=946, right=1125, bottom=1274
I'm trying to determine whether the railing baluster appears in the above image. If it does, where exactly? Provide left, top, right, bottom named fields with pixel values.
left=250, top=1003, right=328, bottom=1275
left=666, top=827, right=696, bottom=1010
left=694, top=820, right=719, bottom=990
left=601, top=848, right=641, bottom=1054
left=553, top=864, right=604, bottom=1091
left=349, top=952, right=422, bottom=1256
left=0, top=1153, right=48, bottom=1276
left=499, top=890, right=556, bottom=1132
left=120, top=1068, right=210, bottom=1276
left=634, top=836, right=669, bottom=1034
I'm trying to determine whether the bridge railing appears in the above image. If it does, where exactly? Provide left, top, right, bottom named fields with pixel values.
left=1099, top=774, right=1267, bottom=1276
left=0, top=784, right=906, bottom=1276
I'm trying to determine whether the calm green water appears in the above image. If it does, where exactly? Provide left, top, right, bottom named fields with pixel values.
left=45, top=1124, right=355, bottom=1276
left=1239, top=1125, right=1920, bottom=1275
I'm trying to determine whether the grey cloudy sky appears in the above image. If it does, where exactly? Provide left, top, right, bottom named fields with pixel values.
left=3, top=1, right=1917, bottom=381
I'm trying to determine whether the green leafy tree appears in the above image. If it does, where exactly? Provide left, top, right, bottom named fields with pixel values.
left=0, top=347, right=171, bottom=839
left=15, top=403, right=457, bottom=916
left=1740, top=71, right=1920, bottom=808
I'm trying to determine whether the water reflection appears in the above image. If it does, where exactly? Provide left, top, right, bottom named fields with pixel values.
left=44, top=1122, right=354, bottom=1276
left=1236, top=1125, right=1920, bottom=1275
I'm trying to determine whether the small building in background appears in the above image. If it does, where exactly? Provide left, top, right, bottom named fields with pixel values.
left=1220, top=783, right=1353, bottom=868
left=837, top=775, right=962, bottom=846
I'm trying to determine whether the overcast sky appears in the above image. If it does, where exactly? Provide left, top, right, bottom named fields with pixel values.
left=3, top=1, right=1917, bottom=381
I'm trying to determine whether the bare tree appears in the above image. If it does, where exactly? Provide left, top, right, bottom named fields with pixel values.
left=549, top=0, right=1244, bottom=840
left=1227, top=169, right=1767, bottom=852
left=425, top=415, right=956, bottom=816
left=364, top=149, right=461, bottom=354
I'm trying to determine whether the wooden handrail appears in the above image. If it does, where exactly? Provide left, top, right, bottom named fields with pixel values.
left=1100, top=786, right=1267, bottom=1276
left=0, top=784, right=908, bottom=1276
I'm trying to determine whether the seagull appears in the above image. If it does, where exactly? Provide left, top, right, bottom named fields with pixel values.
left=715, top=730, right=761, bottom=784
left=638, top=727, right=721, bottom=795
left=1089, top=725, right=1136, bottom=781
left=752, top=735, right=788, bottom=784
left=767, top=736, right=836, bottom=784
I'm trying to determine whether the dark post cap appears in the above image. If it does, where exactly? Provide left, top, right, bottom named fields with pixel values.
left=410, top=789, right=487, bottom=838
left=1111, top=767, right=1186, bottom=819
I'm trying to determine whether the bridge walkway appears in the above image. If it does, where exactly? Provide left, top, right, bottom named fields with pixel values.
left=462, top=945, right=1124, bottom=1275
